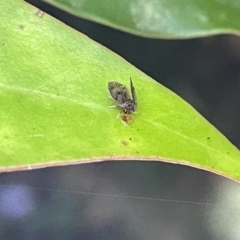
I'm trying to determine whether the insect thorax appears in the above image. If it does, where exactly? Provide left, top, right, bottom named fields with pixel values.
left=122, top=99, right=136, bottom=114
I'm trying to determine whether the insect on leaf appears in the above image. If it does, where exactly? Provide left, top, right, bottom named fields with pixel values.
left=108, top=78, right=137, bottom=114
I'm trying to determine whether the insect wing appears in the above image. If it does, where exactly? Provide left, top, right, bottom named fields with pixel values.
left=129, top=78, right=136, bottom=101
left=108, top=81, right=130, bottom=105
left=130, top=77, right=137, bottom=112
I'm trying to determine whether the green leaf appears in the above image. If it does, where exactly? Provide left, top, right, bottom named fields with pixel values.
left=44, top=0, right=240, bottom=38
left=0, top=0, right=240, bottom=181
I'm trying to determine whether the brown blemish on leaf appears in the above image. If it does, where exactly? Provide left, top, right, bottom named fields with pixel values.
left=18, top=25, right=24, bottom=31
left=121, top=140, right=129, bottom=146
left=121, top=114, right=132, bottom=124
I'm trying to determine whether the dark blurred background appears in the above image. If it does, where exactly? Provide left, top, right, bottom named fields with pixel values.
left=0, top=1, right=240, bottom=239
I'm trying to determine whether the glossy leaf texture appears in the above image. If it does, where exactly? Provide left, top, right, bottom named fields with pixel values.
left=44, top=0, right=240, bottom=38
left=0, top=0, right=240, bottom=181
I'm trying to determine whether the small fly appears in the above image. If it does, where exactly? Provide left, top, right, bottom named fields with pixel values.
left=108, top=78, right=137, bottom=123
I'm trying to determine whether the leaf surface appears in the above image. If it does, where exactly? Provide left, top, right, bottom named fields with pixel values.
left=44, top=0, right=240, bottom=38
left=0, top=0, right=239, bottom=181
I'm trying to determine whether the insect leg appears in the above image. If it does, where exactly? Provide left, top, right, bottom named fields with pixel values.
left=120, top=119, right=129, bottom=125
left=116, top=112, right=121, bottom=119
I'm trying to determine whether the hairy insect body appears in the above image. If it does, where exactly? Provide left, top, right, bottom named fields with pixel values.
left=120, top=99, right=136, bottom=114
left=108, top=78, right=137, bottom=123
